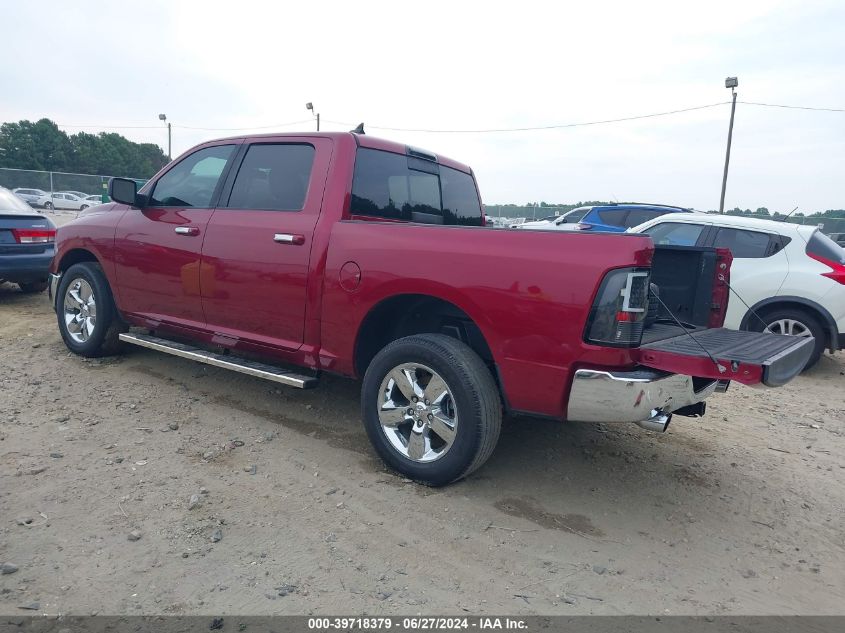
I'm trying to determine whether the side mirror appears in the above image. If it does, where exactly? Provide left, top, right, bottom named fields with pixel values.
left=108, top=177, right=140, bottom=206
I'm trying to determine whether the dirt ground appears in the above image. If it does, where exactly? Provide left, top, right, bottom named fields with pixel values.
left=1, top=223, right=844, bottom=615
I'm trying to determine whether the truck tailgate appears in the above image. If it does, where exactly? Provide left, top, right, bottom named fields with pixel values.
left=637, top=328, right=814, bottom=387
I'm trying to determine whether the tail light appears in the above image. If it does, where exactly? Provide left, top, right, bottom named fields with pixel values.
left=808, top=252, right=845, bottom=285
left=11, top=229, right=56, bottom=243
left=585, top=268, right=651, bottom=347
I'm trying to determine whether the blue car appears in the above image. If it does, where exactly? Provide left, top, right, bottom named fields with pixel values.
left=572, top=203, right=692, bottom=233
left=0, top=186, right=56, bottom=293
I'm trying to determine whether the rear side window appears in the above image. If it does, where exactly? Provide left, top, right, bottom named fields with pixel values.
left=350, top=148, right=483, bottom=226
left=150, top=144, right=234, bottom=208
left=595, top=209, right=628, bottom=227
left=644, top=222, right=706, bottom=246
left=807, top=230, right=845, bottom=264
left=227, top=143, right=315, bottom=211
left=712, top=227, right=771, bottom=258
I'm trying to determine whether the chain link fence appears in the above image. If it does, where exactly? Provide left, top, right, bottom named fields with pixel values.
left=0, top=167, right=148, bottom=208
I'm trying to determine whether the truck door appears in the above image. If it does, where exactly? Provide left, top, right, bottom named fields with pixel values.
left=199, top=138, right=332, bottom=350
left=113, top=142, right=238, bottom=328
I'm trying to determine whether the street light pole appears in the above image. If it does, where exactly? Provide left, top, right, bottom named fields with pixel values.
left=306, top=102, right=320, bottom=131
left=719, top=77, right=738, bottom=214
left=158, top=113, right=171, bottom=160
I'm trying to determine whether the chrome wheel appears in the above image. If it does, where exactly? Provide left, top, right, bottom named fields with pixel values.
left=377, top=363, right=458, bottom=463
left=63, top=278, right=97, bottom=343
left=765, top=318, right=813, bottom=338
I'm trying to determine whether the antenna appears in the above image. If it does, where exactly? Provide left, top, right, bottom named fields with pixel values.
left=782, top=205, right=799, bottom=221
left=350, top=123, right=365, bottom=134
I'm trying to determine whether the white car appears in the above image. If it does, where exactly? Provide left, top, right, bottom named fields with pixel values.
left=12, top=188, right=53, bottom=208
left=517, top=208, right=591, bottom=230
left=630, top=213, right=845, bottom=368
left=50, top=192, right=95, bottom=211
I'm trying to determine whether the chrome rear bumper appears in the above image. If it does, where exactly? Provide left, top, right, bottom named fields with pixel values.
left=48, top=272, right=61, bottom=312
left=566, top=368, right=717, bottom=424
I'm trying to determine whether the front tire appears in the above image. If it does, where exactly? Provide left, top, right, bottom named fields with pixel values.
left=43, top=201, right=53, bottom=210
left=361, top=334, right=502, bottom=486
left=56, top=262, right=126, bottom=357
left=750, top=307, right=825, bottom=370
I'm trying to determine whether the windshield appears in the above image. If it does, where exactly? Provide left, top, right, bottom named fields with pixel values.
left=557, top=208, right=590, bottom=224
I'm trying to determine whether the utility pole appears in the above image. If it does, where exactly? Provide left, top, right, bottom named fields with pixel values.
left=719, top=77, right=738, bottom=213
left=306, top=102, right=320, bottom=131
left=158, top=113, right=172, bottom=160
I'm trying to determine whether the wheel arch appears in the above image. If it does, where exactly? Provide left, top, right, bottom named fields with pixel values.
left=56, top=247, right=101, bottom=273
left=353, top=293, right=496, bottom=379
left=740, top=296, right=838, bottom=353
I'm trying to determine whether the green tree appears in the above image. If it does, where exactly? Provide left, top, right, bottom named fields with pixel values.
left=0, top=118, right=167, bottom=178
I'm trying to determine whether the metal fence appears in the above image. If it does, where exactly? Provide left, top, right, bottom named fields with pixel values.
left=0, top=167, right=148, bottom=205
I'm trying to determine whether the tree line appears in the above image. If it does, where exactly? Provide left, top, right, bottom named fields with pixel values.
left=0, top=118, right=168, bottom=178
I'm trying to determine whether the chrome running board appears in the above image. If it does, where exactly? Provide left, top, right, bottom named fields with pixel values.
left=119, top=332, right=318, bottom=389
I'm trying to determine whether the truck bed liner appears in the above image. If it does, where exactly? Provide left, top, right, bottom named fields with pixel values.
left=640, top=328, right=815, bottom=387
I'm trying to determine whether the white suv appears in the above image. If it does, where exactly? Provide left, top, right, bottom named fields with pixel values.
left=630, top=213, right=845, bottom=368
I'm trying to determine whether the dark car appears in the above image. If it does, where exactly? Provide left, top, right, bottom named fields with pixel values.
left=573, top=203, right=692, bottom=232
left=0, top=186, right=56, bottom=293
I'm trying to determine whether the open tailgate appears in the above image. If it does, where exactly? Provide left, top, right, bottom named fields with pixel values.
left=636, top=328, right=814, bottom=387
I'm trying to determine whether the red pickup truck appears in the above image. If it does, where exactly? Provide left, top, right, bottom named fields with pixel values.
left=48, top=132, right=813, bottom=485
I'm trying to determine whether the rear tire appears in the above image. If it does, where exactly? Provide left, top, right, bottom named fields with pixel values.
left=18, top=280, right=48, bottom=293
left=56, top=262, right=127, bottom=357
left=749, top=307, right=825, bottom=370
left=43, top=201, right=53, bottom=210
left=361, top=333, right=502, bottom=486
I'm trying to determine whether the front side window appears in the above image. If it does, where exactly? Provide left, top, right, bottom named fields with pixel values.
left=227, top=143, right=315, bottom=211
left=350, top=148, right=483, bottom=226
left=644, top=222, right=706, bottom=246
left=712, top=227, right=772, bottom=258
left=149, top=144, right=234, bottom=208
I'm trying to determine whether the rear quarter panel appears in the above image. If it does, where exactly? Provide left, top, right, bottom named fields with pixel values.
left=320, top=223, right=654, bottom=417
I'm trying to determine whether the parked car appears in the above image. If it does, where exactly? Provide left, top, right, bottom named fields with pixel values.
left=61, top=190, right=93, bottom=200
left=84, top=194, right=106, bottom=205
left=0, top=186, right=56, bottom=293
left=559, top=203, right=693, bottom=233
left=12, top=188, right=53, bottom=208
left=47, top=132, right=811, bottom=485
left=517, top=207, right=591, bottom=230
left=629, top=213, right=845, bottom=368
left=50, top=192, right=95, bottom=210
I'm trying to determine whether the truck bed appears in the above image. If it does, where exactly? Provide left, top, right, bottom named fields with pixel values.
left=640, top=328, right=814, bottom=387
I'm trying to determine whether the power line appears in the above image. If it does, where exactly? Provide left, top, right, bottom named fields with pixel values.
left=738, top=100, right=845, bottom=113
left=49, top=99, right=845, bottom=136
left=55, top=119, right=313, bottom=131
left=325, top=102, right=733, bottom=133
left=172, top=119, right=313, bottom=131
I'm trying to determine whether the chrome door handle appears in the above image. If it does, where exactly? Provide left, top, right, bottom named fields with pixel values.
left=175, top=226, right=199, bottom=236
left=274, top=233, right=305, bottom=245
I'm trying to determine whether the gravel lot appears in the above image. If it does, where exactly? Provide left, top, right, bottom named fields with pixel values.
left=1, top=218, right=843, bottom=615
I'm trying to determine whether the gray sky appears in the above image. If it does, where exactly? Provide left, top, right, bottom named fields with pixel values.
left=2, top=0, right=843, bottom=211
